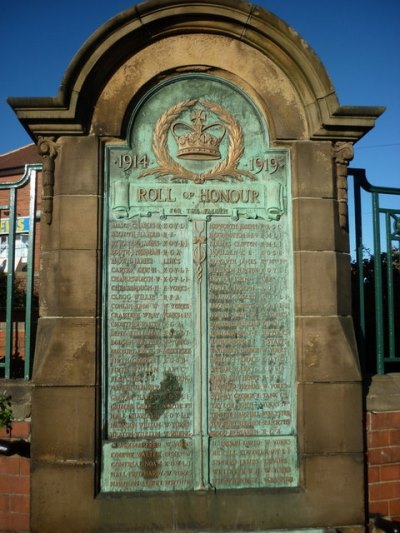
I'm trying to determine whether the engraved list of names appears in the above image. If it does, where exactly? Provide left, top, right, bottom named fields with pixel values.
left=103, top=218, right=195, bottom=491
left=208, top=219, right=296, bottom=488
left=101, top=73, right=297, bottom=492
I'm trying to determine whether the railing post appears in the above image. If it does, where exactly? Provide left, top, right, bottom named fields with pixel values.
left=353, top=170, right=366, bottom=373
left=5, top=188, right=17, bottom=379
left=386, top=213, right=396, bottom=361
left=372, top=192, right=385, bottom=374
left=24, top=168, right=38, bottom=379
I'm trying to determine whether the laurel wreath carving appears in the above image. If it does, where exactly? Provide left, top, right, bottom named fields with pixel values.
left=139, top=99, right=256, bottom=184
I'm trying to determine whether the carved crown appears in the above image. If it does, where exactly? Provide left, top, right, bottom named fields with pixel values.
left=172, top=110, right=226, bottom=160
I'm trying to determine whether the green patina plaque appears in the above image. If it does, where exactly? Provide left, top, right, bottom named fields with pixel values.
left=102, top=74, right=296, bottom=492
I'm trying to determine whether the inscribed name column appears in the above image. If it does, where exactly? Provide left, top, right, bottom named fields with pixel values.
left=208, top=219, right=297, bottom=488
left=103, top=217, right=195, bottom=491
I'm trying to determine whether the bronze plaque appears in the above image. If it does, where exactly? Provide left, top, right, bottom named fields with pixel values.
left=102, top=74, right=296, bottom=492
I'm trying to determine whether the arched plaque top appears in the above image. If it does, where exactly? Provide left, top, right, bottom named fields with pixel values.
left=9, top=0, right=384, bottom=142
left=125, top=74, right=271, bottom=184
left=128, top=74, right=270, bottom=147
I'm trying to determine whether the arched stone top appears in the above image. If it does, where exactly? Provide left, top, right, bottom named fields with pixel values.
left=91, top=35, right=309, bottom=142
left=9, top=0, right=384, bottom=142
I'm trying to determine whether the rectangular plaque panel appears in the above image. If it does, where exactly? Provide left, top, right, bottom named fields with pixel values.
left=208, top=219, right=293, bottom=437
left=102, top=438, right=193, bottom=491
left=102, top=73, right=297, bottom=492
left=207, top=219, right=295, bottom=488
left=210, top=436, right=297, bottom=488
left=107, top=218, right=194, bottom=440
left=105, top=217, right=198, bottom=491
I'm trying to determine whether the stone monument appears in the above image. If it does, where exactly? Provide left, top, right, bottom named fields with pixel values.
left=9, top=1, right=384, bottom=531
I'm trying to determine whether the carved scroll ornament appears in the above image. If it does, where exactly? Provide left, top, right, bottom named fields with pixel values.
left=334, top=141, right=354, bottom=231
left=37, top=136, right=58, bottom=224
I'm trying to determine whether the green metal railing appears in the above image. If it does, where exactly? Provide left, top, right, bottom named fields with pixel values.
left=349, top=168, right=400, bottom=375
left=0, top=164, right=41, bottom=379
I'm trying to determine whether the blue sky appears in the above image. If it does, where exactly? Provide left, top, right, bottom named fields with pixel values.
left=1, top=0, right=399, bottom=191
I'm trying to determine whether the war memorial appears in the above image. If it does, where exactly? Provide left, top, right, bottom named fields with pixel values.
left=8, top=1, right=384, bottom=531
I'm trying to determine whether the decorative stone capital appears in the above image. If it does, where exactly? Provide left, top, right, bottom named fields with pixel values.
left=37, top=136, right=58, bottom=224
left=333, top=141, right=354, bottom=231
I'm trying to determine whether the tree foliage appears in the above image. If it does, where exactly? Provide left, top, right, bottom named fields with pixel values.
left=0, top=272, right=31, bottom=310
left=0, top=272, right=39, bottom=378
left=351, top=248, right=400, bottom=375
left=0, top=392, right=13, bottom=433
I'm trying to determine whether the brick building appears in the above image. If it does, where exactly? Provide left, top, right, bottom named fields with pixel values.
left=0, top=144, right=42, bottom=273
